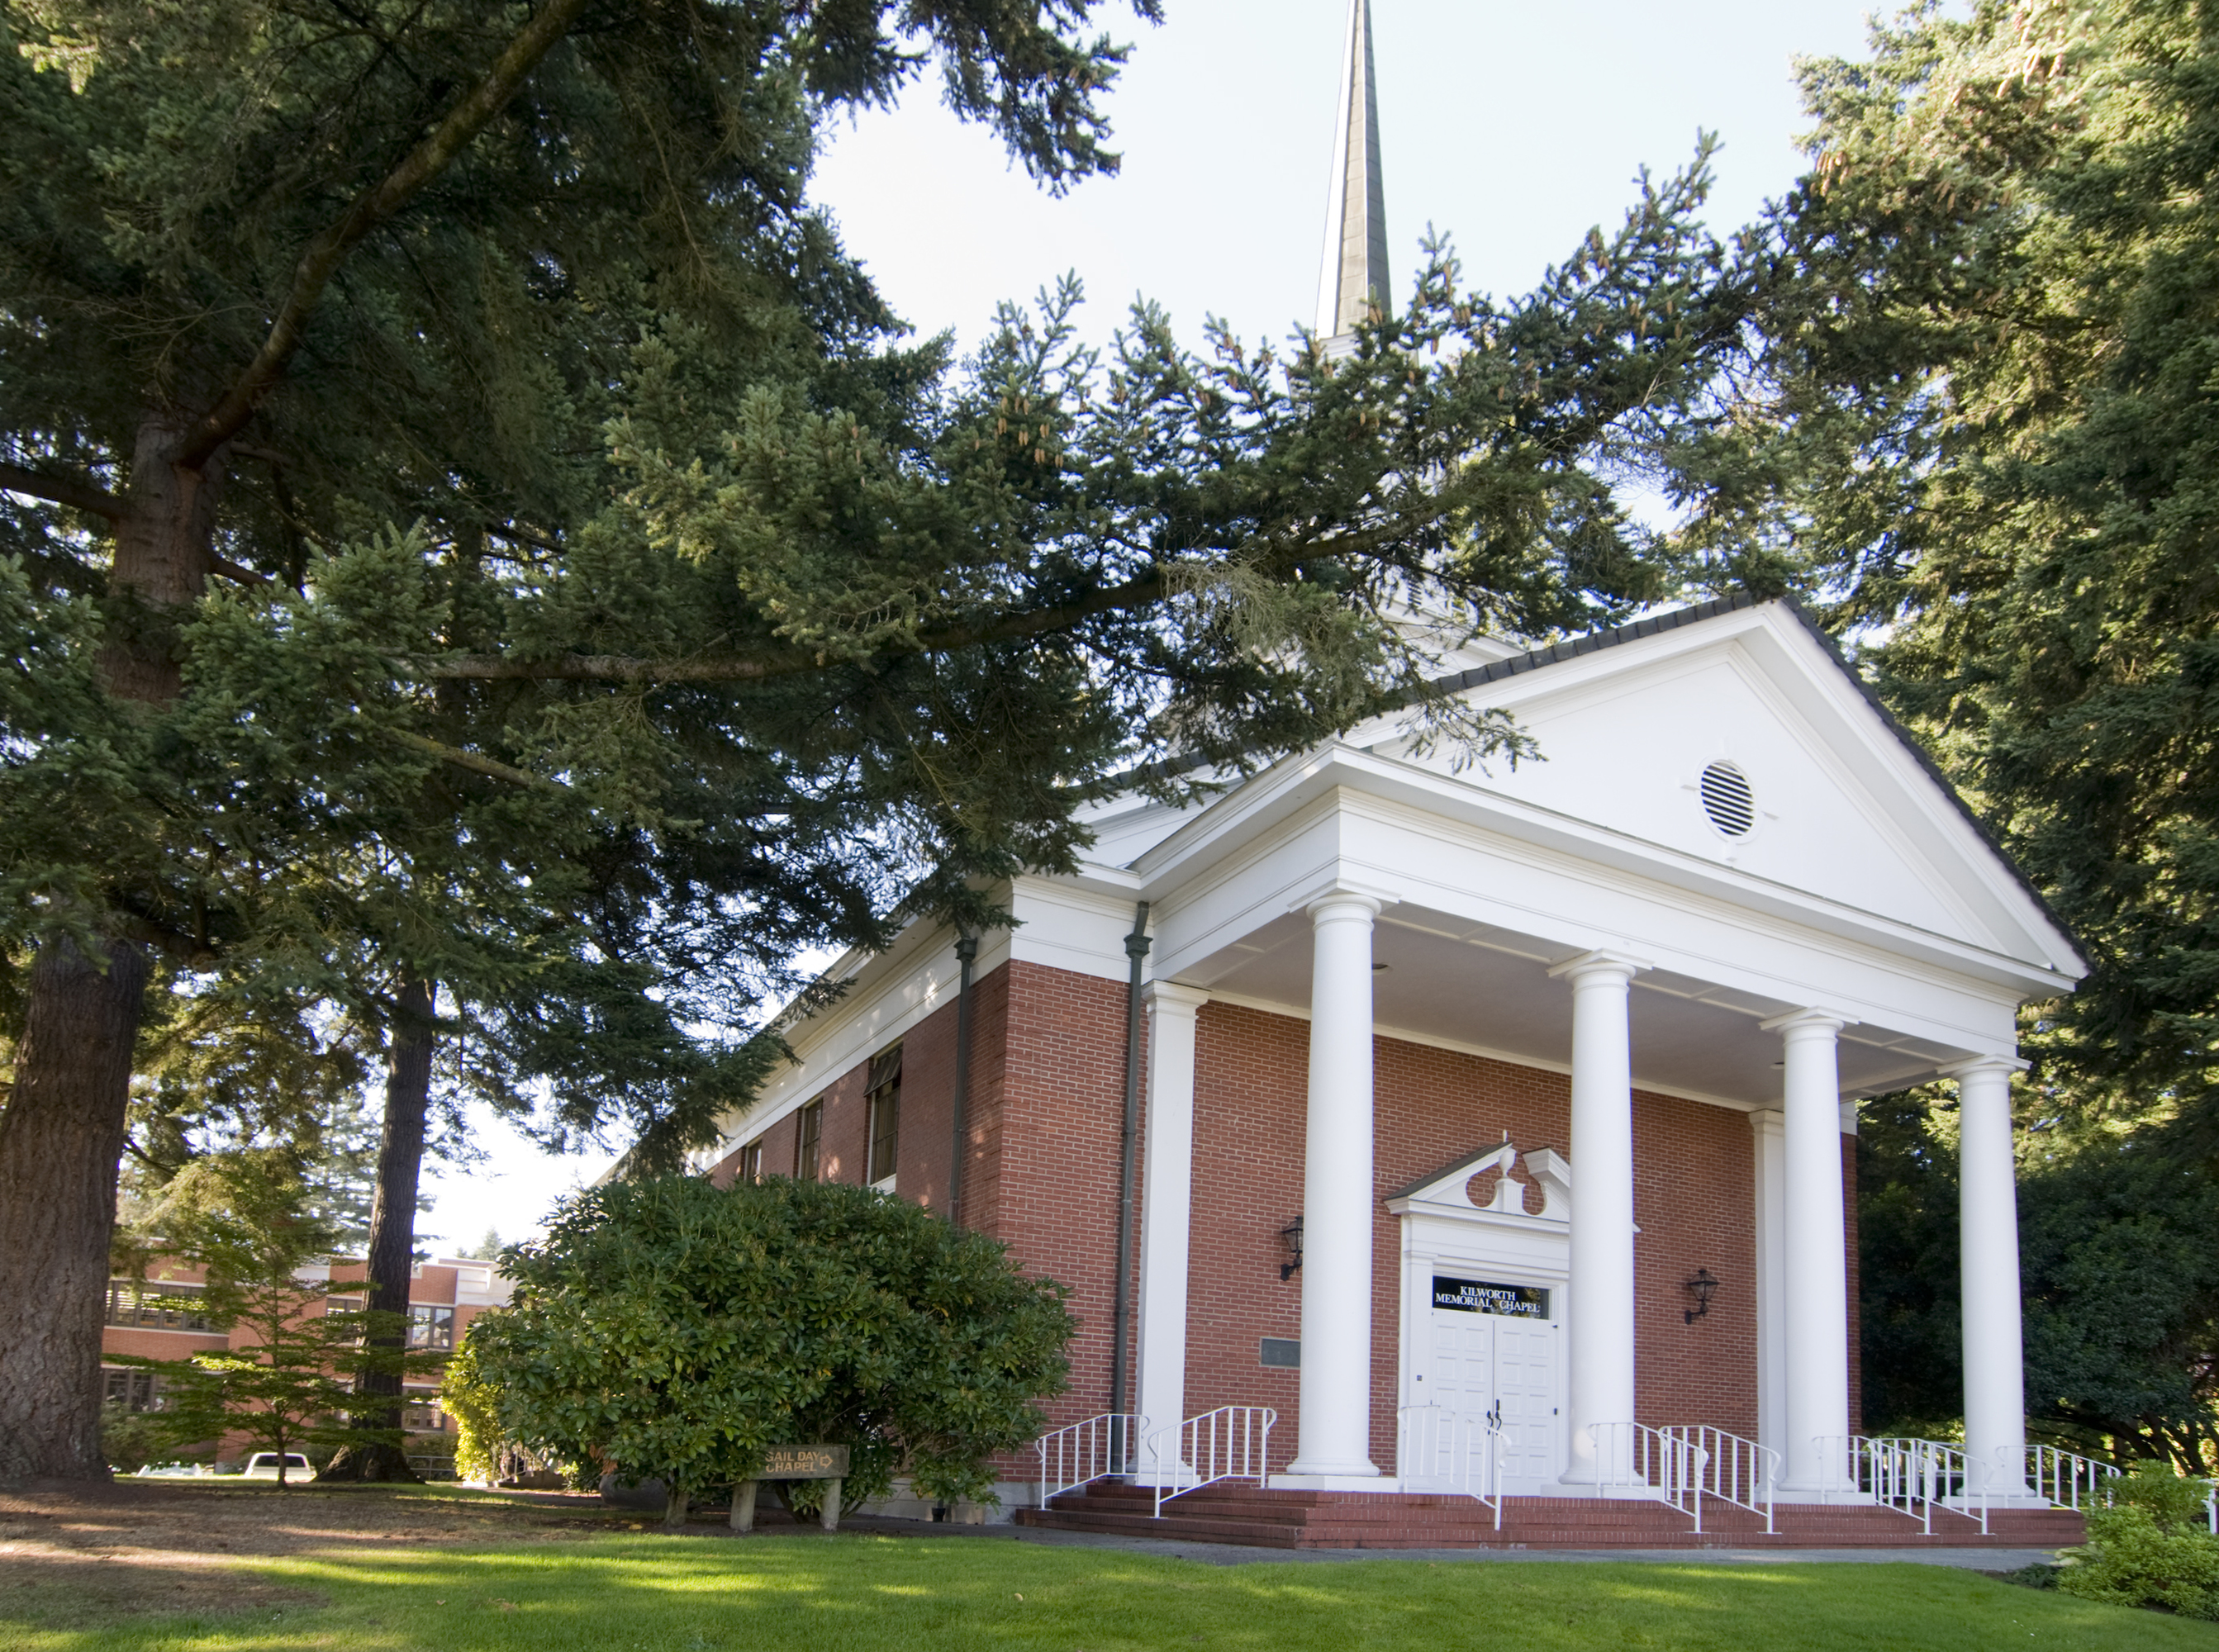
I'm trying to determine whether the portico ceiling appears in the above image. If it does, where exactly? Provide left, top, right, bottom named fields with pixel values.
left=1177, top=903, right=1969, bottom=1110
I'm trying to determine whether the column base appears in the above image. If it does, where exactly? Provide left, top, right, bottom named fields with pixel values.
left=1273, top=1472, right=1395, bottom=1492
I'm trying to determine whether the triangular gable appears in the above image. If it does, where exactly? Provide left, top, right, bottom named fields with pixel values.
left=1407, top=597, right=2084, bottom=979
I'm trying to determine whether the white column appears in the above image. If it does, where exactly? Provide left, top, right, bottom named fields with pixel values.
left=1764, top=1009, right=1853, bottom=1495
left=1751, top=1108, right=1787, bottom=1464
left=1135, top=981, right=1209, bottom=1461
left=1285, top=891, right=1382, bottom=1480
left=1945, top=1055, right=2031, bottom=1498
left=1549, top=952, right=1642, bottom=1484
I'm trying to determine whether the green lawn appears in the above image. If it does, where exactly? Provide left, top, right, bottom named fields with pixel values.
left=5, top=1530, right=2202, bottom=1651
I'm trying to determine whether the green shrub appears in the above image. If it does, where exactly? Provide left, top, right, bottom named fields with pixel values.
left=2115, top=1460, right=2215, bottom=1530
left=466, top=1174, right=1074, bottom=1515
left=2058, top=1466, right=2219, bottom=1620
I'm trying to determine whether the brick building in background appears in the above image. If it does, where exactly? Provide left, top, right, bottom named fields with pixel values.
left=101, top=1256, right=511, bottom=1471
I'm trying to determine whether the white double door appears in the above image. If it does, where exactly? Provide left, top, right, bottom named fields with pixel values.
left=1414, top=1308, right=1562, bottom=1493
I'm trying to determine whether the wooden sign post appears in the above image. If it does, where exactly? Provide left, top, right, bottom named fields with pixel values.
left=729, top=1444, right=853, bottom=1533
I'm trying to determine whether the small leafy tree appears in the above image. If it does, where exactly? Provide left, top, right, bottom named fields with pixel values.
left=468, top=1175, right=1074, bottom=1517
left=439, top=1333, right=509, bottom=1485
left=114, top=1150, right=438, bottom=1484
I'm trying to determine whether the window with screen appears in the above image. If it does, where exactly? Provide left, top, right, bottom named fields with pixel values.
left=866, top=1043, right=901, bottom=1187
left=796, top=1099, right=824, bottom=1180
left=739, top=1140, right=763, bottom=1182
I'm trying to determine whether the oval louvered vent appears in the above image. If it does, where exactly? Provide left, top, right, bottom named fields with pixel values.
left=1699, top=761, right=1756, bottom=837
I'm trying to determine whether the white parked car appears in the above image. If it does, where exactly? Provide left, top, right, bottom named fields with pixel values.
left=132, top=1462, right=211, bottom=1478
left=239, top=1452, right=314, bottom=1480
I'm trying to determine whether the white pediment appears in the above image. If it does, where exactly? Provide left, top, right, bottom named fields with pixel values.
left=1402, top=603, right=2079, bottom=978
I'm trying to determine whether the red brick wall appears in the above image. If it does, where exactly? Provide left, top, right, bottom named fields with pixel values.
left=1632, top=1094, right=1759, bottom=1438
left=1182, top=999, right=1765, bottom=1474
left=989, top=961, right=1139, bottom=1439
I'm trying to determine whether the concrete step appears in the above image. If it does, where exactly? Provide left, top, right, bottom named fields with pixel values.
left=1016, top=1481, right=2086, bottom=1551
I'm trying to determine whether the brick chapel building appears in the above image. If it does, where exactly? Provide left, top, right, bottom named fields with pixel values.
left=699, top=2, right=2084, bottom=1533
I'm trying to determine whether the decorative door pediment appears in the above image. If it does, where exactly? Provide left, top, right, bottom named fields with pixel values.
left=1385, top=1142, right=1570, bottom=1231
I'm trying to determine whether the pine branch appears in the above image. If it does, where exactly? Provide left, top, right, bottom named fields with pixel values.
left=420, top=567, right=1173, bottom=683
left=173, top=0, right=594, bottom=471
left=381, top=729, right=567, bottom=793
left=0, top=463, right=128, bottom=521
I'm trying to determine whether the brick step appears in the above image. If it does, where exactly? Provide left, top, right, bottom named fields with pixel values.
left=1016, top=1481, right=2085, bottom=1551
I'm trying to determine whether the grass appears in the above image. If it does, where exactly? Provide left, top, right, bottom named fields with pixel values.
left=4, top=1529, right=2206, bottom=1652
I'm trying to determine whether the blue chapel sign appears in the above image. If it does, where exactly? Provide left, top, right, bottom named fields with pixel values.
left=1433, top=1275, right=1550, bottom=1318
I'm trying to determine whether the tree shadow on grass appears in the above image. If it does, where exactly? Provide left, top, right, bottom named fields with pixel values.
left=0, top=1553, right=322, bottom=1632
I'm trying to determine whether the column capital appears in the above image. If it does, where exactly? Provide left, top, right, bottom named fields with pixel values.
left=1759, top=1006, right=1858, bottom=1036
left=1937, top=1054, right=2029, bottom=1082
left=1142, top=980, right=1211, bottom=1015
left=1303, top=888, right=1383, bottom=922
left=1546, top=947, right=1650, bottom=985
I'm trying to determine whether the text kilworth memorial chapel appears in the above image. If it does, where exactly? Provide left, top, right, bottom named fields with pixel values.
left=693, top=1, right=2092, bottom=1549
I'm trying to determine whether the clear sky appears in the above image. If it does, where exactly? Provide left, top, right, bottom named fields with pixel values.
left=422, top=0, right=1890, bottom=1251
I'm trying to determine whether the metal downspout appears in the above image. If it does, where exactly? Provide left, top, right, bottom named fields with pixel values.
left=945, top=933, right=978, bottom=1228
left=1109, top=902, right=1152, bottom=1459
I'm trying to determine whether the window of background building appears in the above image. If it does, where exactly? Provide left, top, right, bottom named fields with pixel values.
left=739, top=1140, right=763, bottom=1182
left=402, top=1398, right=446, bottom=1431
left=796, top=1099, right=824, bottom=1180
left=102, top=1367, right=164, bottom=1412
left=105, top=1279, right=216, bottom=1332
left=407, top=1304, right=455, bottom=1350
left=866, top=1042, right=901, bottom=1189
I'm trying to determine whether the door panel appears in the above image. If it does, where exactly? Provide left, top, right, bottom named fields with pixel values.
left=1414, top=1308, right=1561, bottom=1493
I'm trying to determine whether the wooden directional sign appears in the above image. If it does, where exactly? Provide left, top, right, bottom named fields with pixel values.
left=758, top=1445, right=848, bottom=1480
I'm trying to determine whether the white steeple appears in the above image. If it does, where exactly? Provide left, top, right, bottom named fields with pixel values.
left=1314, top=0, right=1390, bottom=341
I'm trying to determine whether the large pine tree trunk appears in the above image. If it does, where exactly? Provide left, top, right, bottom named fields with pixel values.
left=0, top=415, right=226, bottom=1483
left=0, top=936, right=152, bottom=1483
left=321, top=976, right=434, bottom=1483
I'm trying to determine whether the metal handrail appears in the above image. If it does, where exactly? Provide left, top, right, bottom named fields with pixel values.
left=1035, top=1412, right=1147, bottom=1508
left=1589, top=1422, right=1708, bottom=1531
left=1819, top=1436, right=1988, bottom=1535
left=2017, top=1445, right=2121, bottom=1511
left=1659, top=1425, right=1778, bottom=1535
left=1396, top=1403, right=1506, bottom=1530
left=1146, top=1406, right=1276, bottom=1517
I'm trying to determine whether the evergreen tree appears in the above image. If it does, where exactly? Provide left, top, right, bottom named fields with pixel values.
left=1689, top=0, right=2219, bottom=1128
left=1672, top=0, right=2219, bottom=1466
left=0, top=0, right=1755, bottom=1483
left=0, top=0, right=1168, bottom=1486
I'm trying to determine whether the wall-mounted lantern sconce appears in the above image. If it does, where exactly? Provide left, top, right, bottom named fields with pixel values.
left=1683, top=1267, right=1720, bottom=1324
left=1279, top=1216, right=1304, bottom=1282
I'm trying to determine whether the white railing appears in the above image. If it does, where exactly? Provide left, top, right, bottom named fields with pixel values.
left=1819, top=1436, right=1988, bottom=1535
left=2017, top=1445, right=2120, bottom=1511
left=1146, top=1406, right=1276, bottom=1517
left=1036, top=1412, right=1147, bottom=1507
left=1660, top=1425, right=1778, bottom=1535
left=1396, top=1404, right=1506, bottom=1530
left=1589, top=1422, right=1708, bottom=1530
